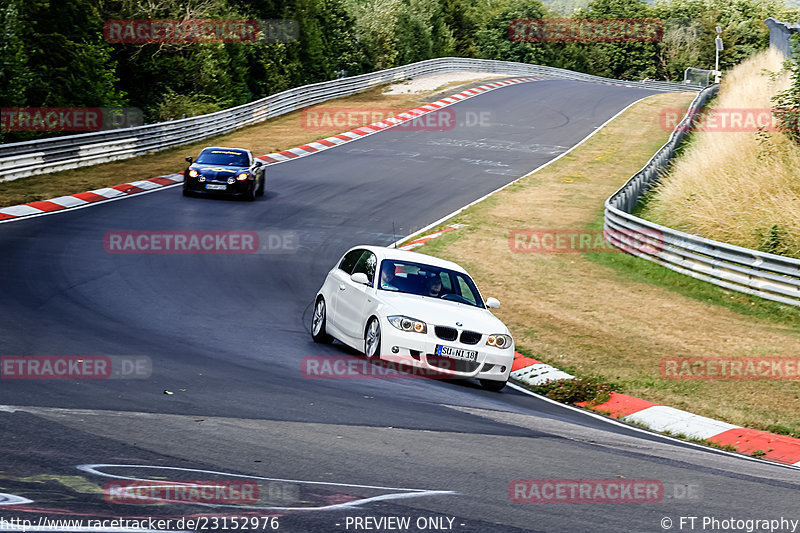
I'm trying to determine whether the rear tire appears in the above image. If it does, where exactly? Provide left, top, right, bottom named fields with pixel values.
left=480, top=379, right=507, bottom=392
left=311, top=297, right=333, bottom=344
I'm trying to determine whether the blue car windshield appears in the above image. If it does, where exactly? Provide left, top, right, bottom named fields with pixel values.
left=196, top=149, right=249, bottom=166
left=378, top=260, right=484, bottom=308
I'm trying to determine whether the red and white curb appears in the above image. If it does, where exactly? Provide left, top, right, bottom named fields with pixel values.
left=0, top=78, right=539, bottom=223
left=399, top=224, right=467, bottom=251
left=0, top=176, right=183, bottom=222
left=254, top=77, right=539, bottom=165
left=510, top=352, right=800, bottom=466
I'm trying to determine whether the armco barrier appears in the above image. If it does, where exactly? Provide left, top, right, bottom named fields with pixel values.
left=604, top=84, right=800, bottom=306
left=0, top=58, right=703, bottom=183
left=766, top=18, right=800, bottom=58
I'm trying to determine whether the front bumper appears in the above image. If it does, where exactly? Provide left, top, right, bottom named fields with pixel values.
left=377, top=316, right=513, bottom=382
left=184, top=176, right=253, bottom=195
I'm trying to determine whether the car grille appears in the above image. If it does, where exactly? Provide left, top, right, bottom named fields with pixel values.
left=459, top=330, right=482, bottom=345
left=426, top=355, right=480, bottom=373
left=434, top=326, right=458, bottom=341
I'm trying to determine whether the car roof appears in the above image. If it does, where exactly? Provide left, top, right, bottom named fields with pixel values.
left=348, top=245, right=469, bottom=274
left=200, top=146, right=252, bottom=155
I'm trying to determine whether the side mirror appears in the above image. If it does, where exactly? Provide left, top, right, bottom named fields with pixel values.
left=254, top=160, right=263, bottom=167
left=185, top=156, right=193, bottom=163
left=485, top=297, right=500, bottom=309
left=351, top=272, right=370, bottom=286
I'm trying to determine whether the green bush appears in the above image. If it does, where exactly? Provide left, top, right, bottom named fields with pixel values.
left=152, top=90, right=221, bottom=122
left=528, top=376, right=617, bottom=405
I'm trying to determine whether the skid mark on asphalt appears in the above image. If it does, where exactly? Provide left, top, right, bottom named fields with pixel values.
left=425, top=138, right=568, bottom=154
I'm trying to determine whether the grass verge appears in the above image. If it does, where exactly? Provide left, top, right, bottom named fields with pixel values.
left=408, top=90, right=800, bottom=434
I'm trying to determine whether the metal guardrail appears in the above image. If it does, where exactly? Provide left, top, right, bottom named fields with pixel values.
left=0, top=57, right=702, bottom=183
left=765, top=18, right=799, bottom=58
left=604, top=84, right=800, bottom=307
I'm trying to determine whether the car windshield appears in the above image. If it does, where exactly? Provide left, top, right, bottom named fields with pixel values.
left=196, top=149, right=249, bottom=166
left=378, top=259, right=484, bottom=308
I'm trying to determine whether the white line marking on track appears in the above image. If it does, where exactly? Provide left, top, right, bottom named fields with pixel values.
left=0, top=493, right=33, bottom=505
left=78, top=464, right=456, bottom=511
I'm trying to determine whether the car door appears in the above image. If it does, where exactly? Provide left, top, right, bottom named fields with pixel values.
left=328, top=249, right=366, bottom=331
left=335, top=250, right=377, bottom=339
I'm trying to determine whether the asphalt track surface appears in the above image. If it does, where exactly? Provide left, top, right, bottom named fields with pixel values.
left=1, top=79, right=798, bottom=532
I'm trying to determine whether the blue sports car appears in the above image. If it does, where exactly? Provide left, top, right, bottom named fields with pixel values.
left=183, top=147, right=265, bottom=200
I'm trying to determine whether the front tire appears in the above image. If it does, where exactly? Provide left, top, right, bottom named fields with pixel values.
left=256, top=175, right=265, bottom=196
left=244, top=182, right=257, bottom=201
left=480, top=379, right=507, bottom=392
left=364, top=317, right=381, bottom=359
left=311, top=297, right=333, bottom=344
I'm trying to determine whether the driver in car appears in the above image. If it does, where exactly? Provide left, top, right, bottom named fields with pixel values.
left=380, top=264, right=399, bottom=291
left=426, top=276, right=443, bottom=297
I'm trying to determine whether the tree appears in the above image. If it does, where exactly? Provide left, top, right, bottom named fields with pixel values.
left=1, top=0, right=126, bottom=142
left=572, top=0, right=659, bottom=79
left=473, top=0, right=549, bottom=65
left=0, top=0, right=33, bottom=108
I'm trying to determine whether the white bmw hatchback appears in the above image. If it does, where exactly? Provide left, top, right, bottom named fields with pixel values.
left=311, top=245, right=514, bottom=391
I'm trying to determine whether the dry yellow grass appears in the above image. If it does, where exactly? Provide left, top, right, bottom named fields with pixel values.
left=417, top=91, right=800, bottom=433
left=642, top=48, right=800, bottom=257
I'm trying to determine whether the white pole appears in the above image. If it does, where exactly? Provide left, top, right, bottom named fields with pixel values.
left=714, top=26, right=723, bottom=84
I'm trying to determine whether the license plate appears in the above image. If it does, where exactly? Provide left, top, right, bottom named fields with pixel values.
left=205, top=184, right=227, bottom=190
left=435, top=345, right=478, bottom=361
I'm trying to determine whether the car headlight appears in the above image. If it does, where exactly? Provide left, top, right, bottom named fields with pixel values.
left=486, top=334, right=512, bottom=349
left=236, top=173, right=249, bottom=181
left=388, top=315, right=427, bottom=334
left=188, top=169, right=199, bottom=178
